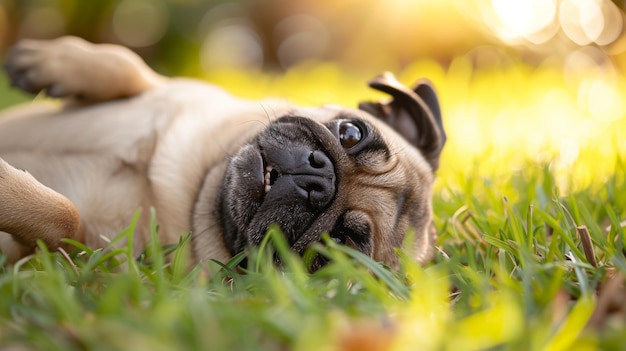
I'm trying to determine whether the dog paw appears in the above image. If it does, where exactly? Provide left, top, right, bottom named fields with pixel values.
left=3, top=36, right=91, bottom=98
left=4, top=36, right=163, bottom=102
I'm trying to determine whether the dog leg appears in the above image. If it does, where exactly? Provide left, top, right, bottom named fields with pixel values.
left=0, top=158, right=82, bottom=262
left=3, top=36, right=165, bottom=104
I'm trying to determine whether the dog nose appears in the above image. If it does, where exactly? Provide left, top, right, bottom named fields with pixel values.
left=278, top=149, right=335, bottom=209
left=297, top=150, right=335, bottom=209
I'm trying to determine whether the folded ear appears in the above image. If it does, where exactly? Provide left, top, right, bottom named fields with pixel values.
left=358, top=72, right=446, bottom=171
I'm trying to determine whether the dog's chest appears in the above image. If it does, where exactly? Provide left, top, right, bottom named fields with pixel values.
left=0, top=88, right=181, bottom=249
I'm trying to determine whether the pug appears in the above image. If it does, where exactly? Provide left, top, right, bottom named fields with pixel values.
left=0, top=36, right=446, bottom=268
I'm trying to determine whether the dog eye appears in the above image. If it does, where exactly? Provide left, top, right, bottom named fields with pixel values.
left=329, top=211, right=371, bottom=248
left=338, top=121, right=363, bottom=149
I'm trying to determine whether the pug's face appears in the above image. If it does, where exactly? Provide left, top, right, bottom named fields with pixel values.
left=219, top=73, right=446, bottom=268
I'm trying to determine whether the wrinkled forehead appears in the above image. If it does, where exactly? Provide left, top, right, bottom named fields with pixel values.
left=289, top=105, right=359, bottom=123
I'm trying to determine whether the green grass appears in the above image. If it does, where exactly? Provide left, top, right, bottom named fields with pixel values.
left=0, top=75, right=30, bottom=110
left=1, top=162, right=624, bottom=350
left=1, top=61, right=626, bottom=350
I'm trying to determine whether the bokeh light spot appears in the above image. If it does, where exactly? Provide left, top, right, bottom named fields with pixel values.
left=200, top=24, right=263, bottom=70
left=484, top=0, right=622, bottom=47
left=559, top=0, right=622, bottom=46
left=274, top=15, right=329, bottom=68
left=18, top=6, right=66, bottom=39
left=491, top=0, right=557, bottom=43
left=559, top=0, right=593, bottom=45
left=578, top=78, right=624, bottom=122
left=595, top=0, right=623, bottom=45
left=112, top=0, right=169, bottom=48
left=579, top=0, right=605, bottom=43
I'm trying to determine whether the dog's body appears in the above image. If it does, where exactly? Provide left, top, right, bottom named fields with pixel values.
left=0, top=37, right=445, bottom=268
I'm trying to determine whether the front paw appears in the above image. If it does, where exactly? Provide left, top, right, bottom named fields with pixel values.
left=3, top=36, right=86, bottom=98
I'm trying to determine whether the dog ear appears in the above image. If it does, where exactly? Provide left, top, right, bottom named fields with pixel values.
left=358, top=72, right=446, bottom=171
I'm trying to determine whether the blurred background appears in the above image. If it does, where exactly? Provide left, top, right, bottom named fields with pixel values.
left=2, top=0, right=626, bottom=74
left=1, top=0, right=626, bottom=192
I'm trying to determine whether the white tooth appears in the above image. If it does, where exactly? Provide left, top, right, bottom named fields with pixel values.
left=263, top=165, right=274, bottom=193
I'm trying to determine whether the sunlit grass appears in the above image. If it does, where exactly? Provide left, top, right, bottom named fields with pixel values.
left=0, top=75, right=30, bottom=110
left=1, top=59, right=626, bottom=349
